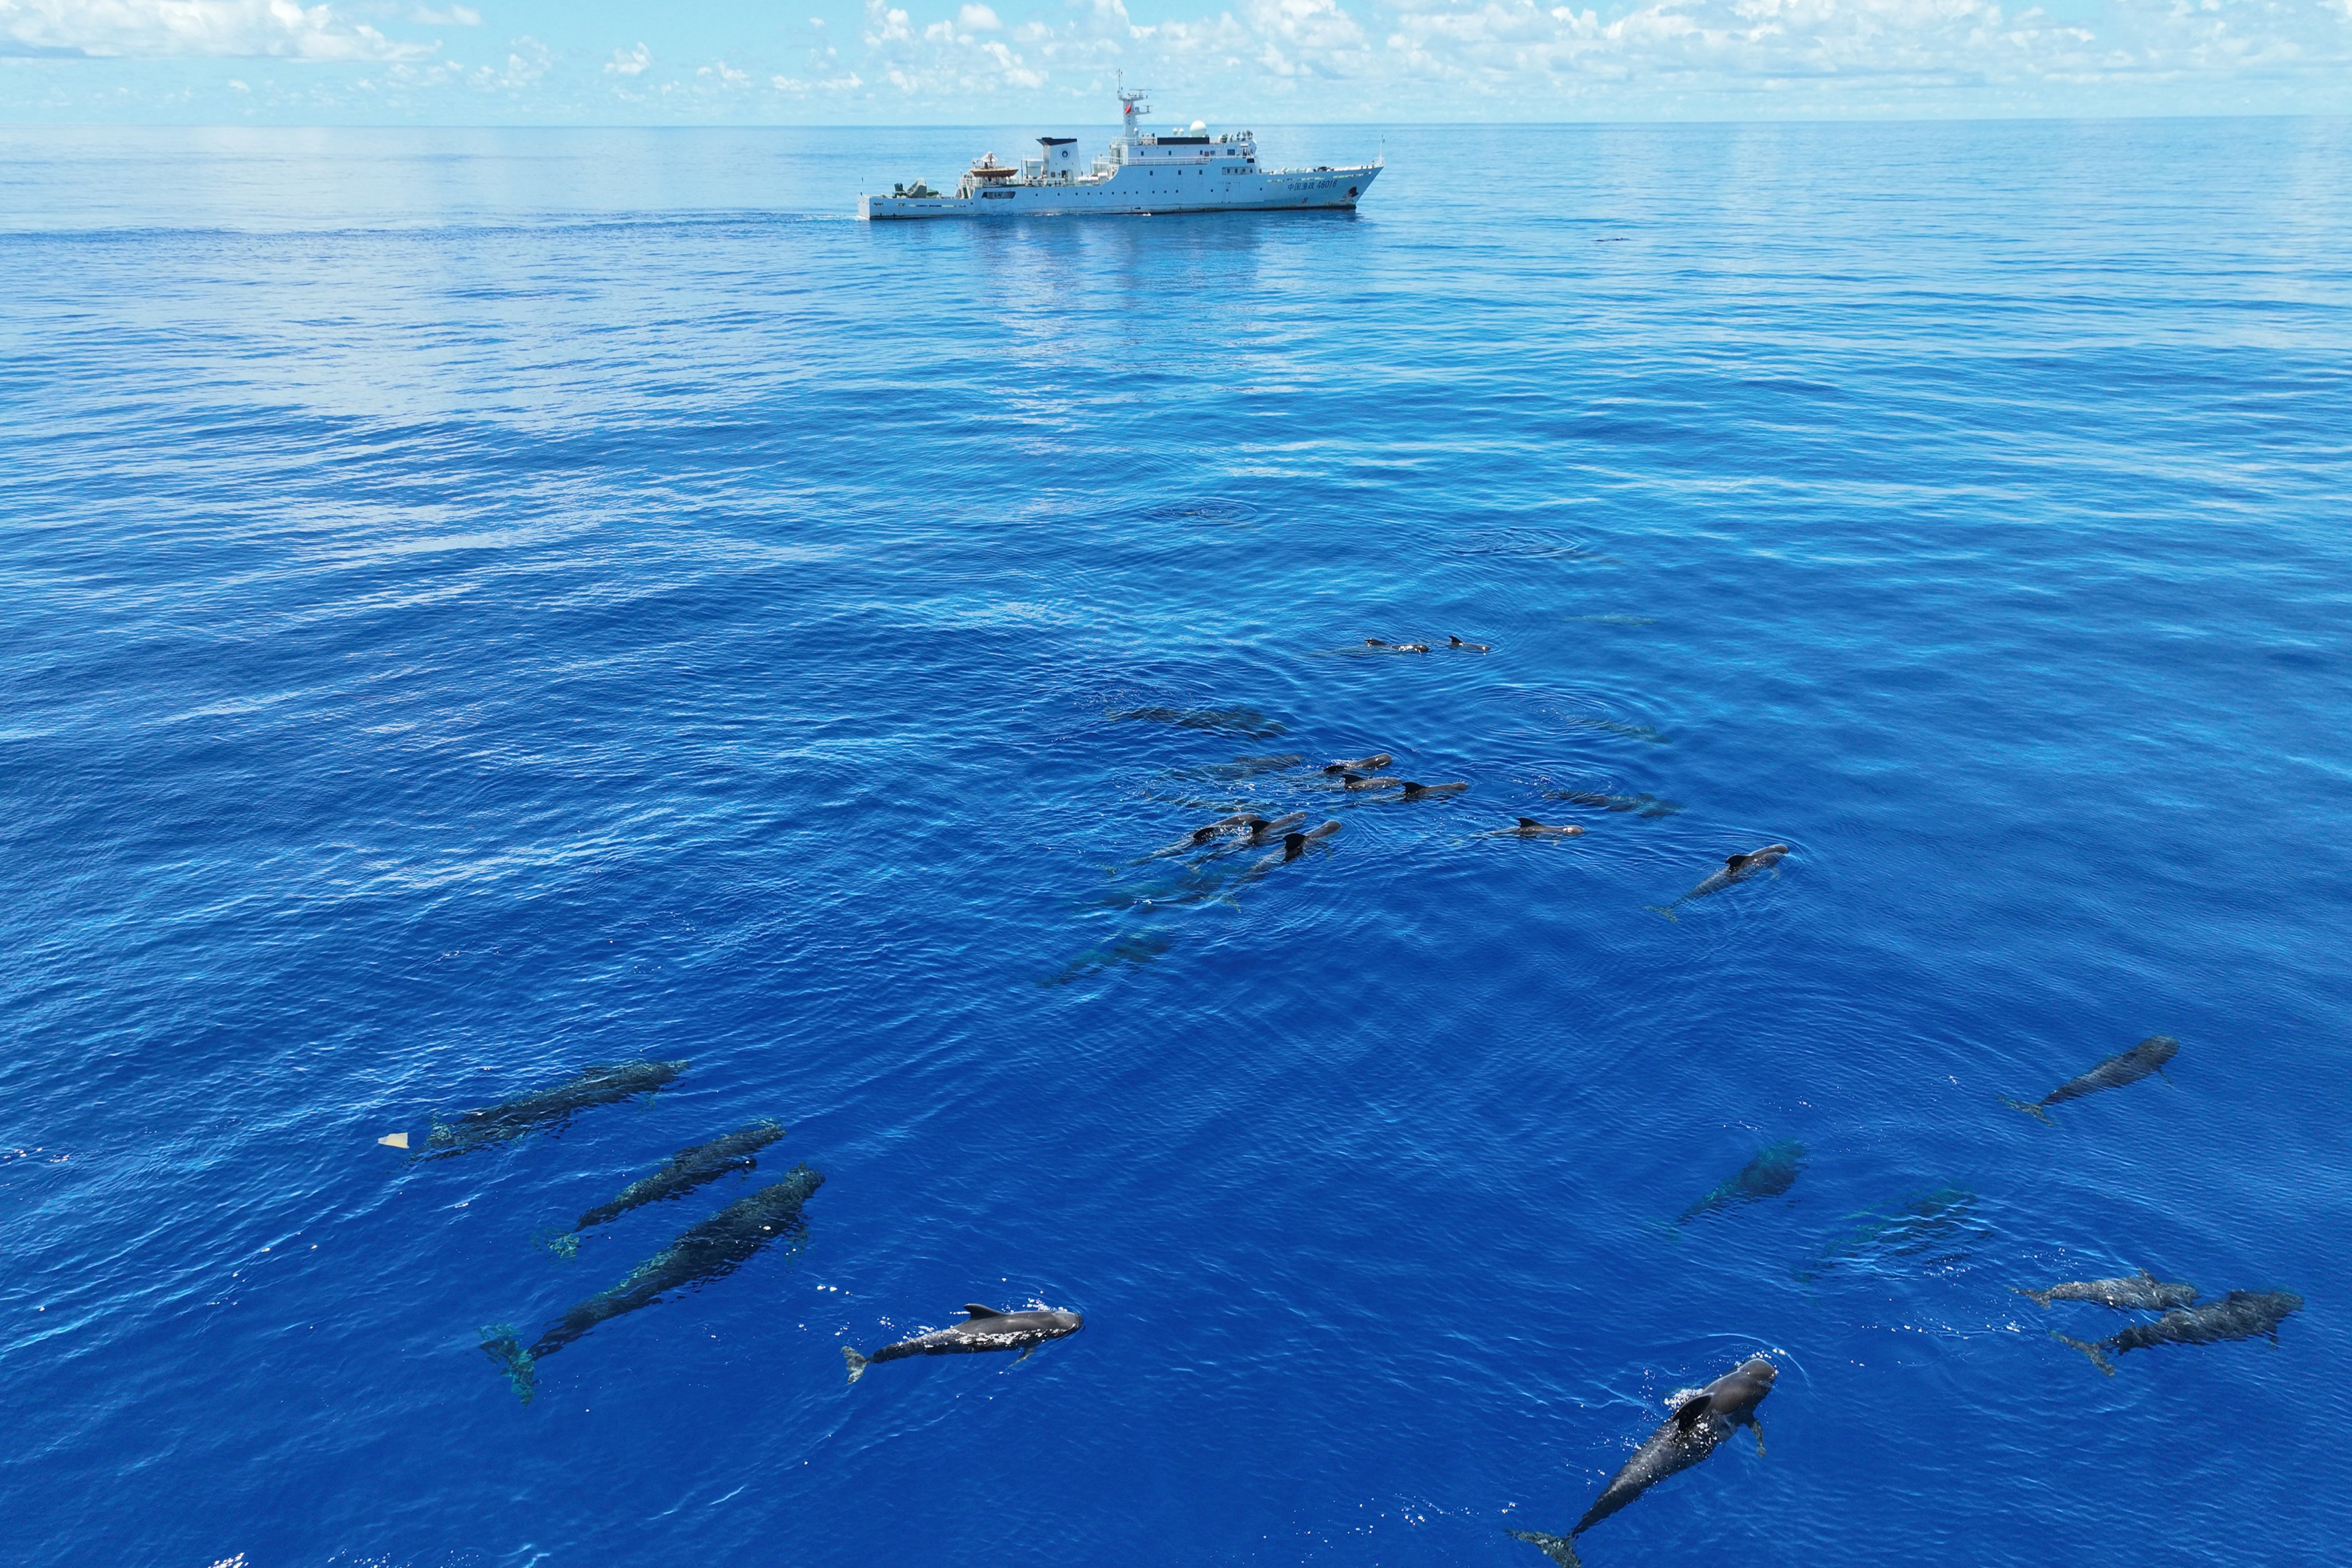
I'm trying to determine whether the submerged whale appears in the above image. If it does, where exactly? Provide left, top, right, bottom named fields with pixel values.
left=2016, top=1268, right=2197, bottom=1311
left=2053, top=1289, right=2302, bottom=1374
left=1323, top=752, right=1393, bottom=775
left=843, top=1303, right=1084, bottom=1383
left=1677, top=1141, right=1806, bottom=1226
left=1112, top=705, right=1286, bottom=738
left=1396, top=781, right=1469, bottom=801
left=1548, top=789, right=1682, bottom=819
left=482, top=1165, right=824, bottom=1401
left=538, top=1121, right=786, bottom=1257
left=1648, top=845, right=1789, bottom=921
left=1365, top=639, right=1430, bottom=654
left=1508, top=1358, right=1778, bottom=1563
left=2002, top=1036, right=2179, bottom=1124
left=422, top=1060, right=686, bottom=1160
left=1795, top=1186, right=1985, bottom=1283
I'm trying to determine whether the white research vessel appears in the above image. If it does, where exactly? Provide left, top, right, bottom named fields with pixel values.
left=859, top=84, right=1380, bottom=220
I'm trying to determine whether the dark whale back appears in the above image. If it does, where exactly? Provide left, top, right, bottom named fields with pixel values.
left=1573, top=1358, right=1775, bottom=1536
left=2043, top=1035, right=2179, bottom=1106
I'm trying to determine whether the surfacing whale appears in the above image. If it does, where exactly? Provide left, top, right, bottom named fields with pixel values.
left=1648, top=845, right=1789, bottom=921
left=421, top=1060, right=686, bottom=1160
left=2015, top=1268, right=2197, bottom=1311
left=1508, top=1358, right=1778, bottom=1563
left=843, top=1302, right=1084, bottom=1382
left=1480, top=817, right=1584, bottom=839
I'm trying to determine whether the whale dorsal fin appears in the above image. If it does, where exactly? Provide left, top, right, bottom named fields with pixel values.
left=1725, top=853, right=1748, bottom=870
left=1518, top=818, right=1542, bottom=828
left=1673, top=1394, right=1712, bottom=1432
left=961, top=1304, right=1006, bottom=1319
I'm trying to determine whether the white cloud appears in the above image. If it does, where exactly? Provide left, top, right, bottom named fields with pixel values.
left=697, top=56, right=752, bottom=86
left=0, top=0, right=434, bottom=59
left=864, top=0, right=1048, bottom=89
left=407, top=4, right=478, bottom=23
left=604, top=40, right=651, bottom=75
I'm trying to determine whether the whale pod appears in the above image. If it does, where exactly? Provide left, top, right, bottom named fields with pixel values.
left=2052, top=1289, right=2302, bottom=1374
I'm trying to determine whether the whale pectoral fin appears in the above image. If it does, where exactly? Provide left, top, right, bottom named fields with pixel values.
left=1014, top=1343, right=1036, bottom=1365
left=1504, top=1529, right=1582, bottom=1567
left=2051, top=1331, right=2115, bottom=1375
left=1750, top=1418, right=1766, bottom=1457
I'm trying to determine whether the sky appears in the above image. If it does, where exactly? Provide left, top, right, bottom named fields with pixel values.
left=1, top=0, right=2349, bottom=123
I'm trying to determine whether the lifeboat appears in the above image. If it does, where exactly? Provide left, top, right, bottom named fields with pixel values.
left=968, top=154, right=1017, bottom=181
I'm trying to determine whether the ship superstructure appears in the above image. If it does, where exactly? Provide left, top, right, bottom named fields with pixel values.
left=859, top=83, right=1380, bottom=220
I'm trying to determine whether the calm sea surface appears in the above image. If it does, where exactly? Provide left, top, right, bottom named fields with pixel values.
left=3, top=119, right=2349, bottom=1567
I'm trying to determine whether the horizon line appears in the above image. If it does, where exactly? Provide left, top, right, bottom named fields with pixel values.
left=8, top=110, right=2350, bottom=132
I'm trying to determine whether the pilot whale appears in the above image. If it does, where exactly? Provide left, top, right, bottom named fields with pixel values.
left=1677, top=1141, right=1805, bottom=1227
left=537, top=1120, right=786, bottom=1257
left=1648, top=845, right=1789, bottom=921
left=1509, top=1358, right=1778, bottom=1563
left=1481, top=817, right=1585, bottom=839
left=481, top=1164, right=822, bottom=1401
left=422, top=1060, right=686, bottom=1159
left=1323, top=752, right=1393, bottom=775
left=2053, top=1288, right=2302, bottom=1374
left=2016, top=1268, right=2197, bottom=1311
left=2002, top=1035, right=2179, bottom=1123
left=843, top=1302, right=1084, bottom=1383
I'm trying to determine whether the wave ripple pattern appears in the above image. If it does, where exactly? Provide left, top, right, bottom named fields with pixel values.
left=2, top=120, right=2349, bottom=1567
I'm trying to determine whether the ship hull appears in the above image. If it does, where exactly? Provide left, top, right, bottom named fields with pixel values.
left=861, top=164, right=1379, bottom=221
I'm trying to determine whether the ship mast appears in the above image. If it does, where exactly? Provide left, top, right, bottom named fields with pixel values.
left=1116, top=69, right=1150, bottom=147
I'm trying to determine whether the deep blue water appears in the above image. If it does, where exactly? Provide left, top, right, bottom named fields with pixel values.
left=3, top=118, right=2350, bottom=1567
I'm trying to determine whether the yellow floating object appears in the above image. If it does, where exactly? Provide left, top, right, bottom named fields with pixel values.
left=379, top=1131, right=410, bottom=1149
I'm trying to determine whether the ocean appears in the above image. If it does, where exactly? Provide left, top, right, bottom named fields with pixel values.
left=2, top=117, right=2348, bottom=1567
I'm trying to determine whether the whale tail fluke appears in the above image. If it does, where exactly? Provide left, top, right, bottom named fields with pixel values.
left=843, top=1346, right=869, bottom=1385
left=531, top=1227, right=581, bottom=1261
left=1999, top=1097, right=2056, bottom=1125
left=2051, top=1331, right=2114, bottom=1376
left=480, top=1326, right=538, bottom=1403
left=2014, top=1287, right=2053, bottom=1308
left=1505, top=1529, right=1582, bottom=1566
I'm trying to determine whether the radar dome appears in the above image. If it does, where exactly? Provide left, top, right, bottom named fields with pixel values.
left=1191, top=119, right=1206, bottom=132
